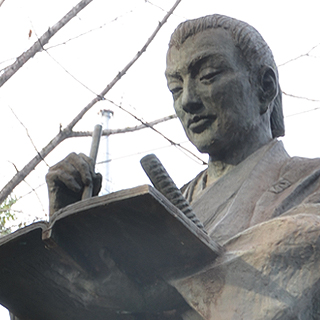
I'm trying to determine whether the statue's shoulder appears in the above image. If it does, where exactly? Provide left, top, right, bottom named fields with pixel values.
left=267, top=154, right=320, bottom=217
left=280, top=155, right=320, bottom=182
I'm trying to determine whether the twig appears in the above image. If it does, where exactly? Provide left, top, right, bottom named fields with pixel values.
left=9, top=106, right=50, bottom=167
left=45, top=7, right=137, bottom=51
left=8, top=161, right=46, bottom=215
left=0, top=6, right=138, bottom=69
left=0, top=0, right=94, bottom=88
left=285, top=106, right=320, bottom=118
left=146, top=0, right=188, bottom=20
left=0, top=0, right=182, bottom=205
left=106, top=98, right=207, bottom=165
left=21, top=180, right=46, bottom=216
left=43, top=48, right=99, bottom=96
left=282, top=91, right=320, bottom=102
left=30, top=18, right=99, bottom=97
left=67, top=0, right=182, bottom=131
left=96, top=141, right=188, bottom=164
left=278, top=43, right=320, bottom=67
left=0, top=209, right=22, bottom=213
left=18, top=183, right=46, bottom=199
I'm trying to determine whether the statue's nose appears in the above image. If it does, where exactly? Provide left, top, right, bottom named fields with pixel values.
left=181, top=80, right=203, bottom=114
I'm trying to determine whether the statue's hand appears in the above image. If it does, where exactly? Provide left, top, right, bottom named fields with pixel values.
left=46, top=152, right=102, bottom=216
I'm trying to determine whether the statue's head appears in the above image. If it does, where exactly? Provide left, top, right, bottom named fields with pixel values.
left=165, top=14, right=284, bottom=162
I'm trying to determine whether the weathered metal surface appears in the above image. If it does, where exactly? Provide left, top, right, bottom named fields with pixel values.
left=0, top=185, right=221, bottom=320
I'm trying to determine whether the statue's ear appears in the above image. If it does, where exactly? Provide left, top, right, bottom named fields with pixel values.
left=259, top=66, right=278, bottom=114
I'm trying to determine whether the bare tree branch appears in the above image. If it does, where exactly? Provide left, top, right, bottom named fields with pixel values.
left=0, top=0, right=93, bottom=88
left=0, top=6, right=137, bottom=69
left=106, top=98, right=207, bottom=165
left=0, top=115, right=178, bottom=206
left=0, top=0, right=181, bottom=205
left=67, top=0, right=182, bottom=130
left=69, top=114, right=177, bottom=137
left=0, top=130, right=68, bottom=206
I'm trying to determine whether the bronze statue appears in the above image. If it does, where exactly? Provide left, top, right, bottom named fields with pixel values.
left=46, top=14, right=320, bottom=319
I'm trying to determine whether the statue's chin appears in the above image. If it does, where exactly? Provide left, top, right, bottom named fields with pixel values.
left=193, top=141, right=217, bottom=156
left=185, top=126, right=222, bottom=156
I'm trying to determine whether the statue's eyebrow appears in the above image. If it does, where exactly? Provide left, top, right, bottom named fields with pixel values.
left=165, top=70, right=182, bottom=81
left=188, top=53, right=226, bottom=72
left=165, top=54, right=226, bottom=79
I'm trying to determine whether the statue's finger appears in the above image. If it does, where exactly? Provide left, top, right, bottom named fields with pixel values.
left=66, top=153, right=92, bottom=186
left=47, top=168, right=82, bottom=193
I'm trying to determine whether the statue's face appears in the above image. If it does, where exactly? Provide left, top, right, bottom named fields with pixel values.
left=166, top=28, right=262, bottom=160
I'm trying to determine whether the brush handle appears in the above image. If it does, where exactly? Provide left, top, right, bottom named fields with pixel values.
left=82, top=124, right=102, bottom=200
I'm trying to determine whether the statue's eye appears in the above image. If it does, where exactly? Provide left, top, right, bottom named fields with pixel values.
left=199, top=70, right=222, bottom=83
left=170, top=86, right=182, bottom=99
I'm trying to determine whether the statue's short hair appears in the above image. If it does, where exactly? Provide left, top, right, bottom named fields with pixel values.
left=169, top=14, right=284, bottom=138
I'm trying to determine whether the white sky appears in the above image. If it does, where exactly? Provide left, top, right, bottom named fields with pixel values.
left=0, top=0, right=320, bottom=317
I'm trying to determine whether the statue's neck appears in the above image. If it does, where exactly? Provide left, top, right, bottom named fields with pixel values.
left=206, top=160, right=235, bottom=186
left=207, top=136, right=273, bottom=187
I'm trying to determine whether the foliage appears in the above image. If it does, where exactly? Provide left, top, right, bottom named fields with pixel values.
left=0, top=195, right=17, bottom=236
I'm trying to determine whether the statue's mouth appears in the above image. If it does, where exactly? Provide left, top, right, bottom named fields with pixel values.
left=188, top=115, right=217, bottom=133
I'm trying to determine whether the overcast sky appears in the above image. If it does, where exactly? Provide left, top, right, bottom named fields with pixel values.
left=0, top=0, right=320, bottom=316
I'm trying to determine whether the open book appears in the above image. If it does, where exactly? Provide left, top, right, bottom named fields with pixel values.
left=0, top=185, right=220, bottom=320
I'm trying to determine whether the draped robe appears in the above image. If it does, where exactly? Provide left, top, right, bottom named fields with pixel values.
left=173, top=140, right=320, bottom=319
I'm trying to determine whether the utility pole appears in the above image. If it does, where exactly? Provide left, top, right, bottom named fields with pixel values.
left=100, top=109, right=114, bottom=195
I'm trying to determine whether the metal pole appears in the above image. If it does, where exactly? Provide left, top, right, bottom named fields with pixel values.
left=100, top=109, right=113, bottom=194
